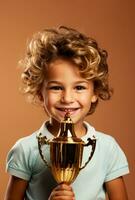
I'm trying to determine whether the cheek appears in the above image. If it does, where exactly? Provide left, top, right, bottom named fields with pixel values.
left=78, top=93, right=93, bottom=105
left=44, top=92, right=60, bottom=107
left=78, top=97, right=91, bottom=112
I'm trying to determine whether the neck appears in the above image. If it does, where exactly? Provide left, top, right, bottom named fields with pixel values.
left=74, top=123, right=87, bottom=137
left=46, top=118, right=60, bottom=137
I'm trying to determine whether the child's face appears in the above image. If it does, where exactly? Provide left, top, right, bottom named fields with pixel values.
left=42, top=59, right=97, bottom=126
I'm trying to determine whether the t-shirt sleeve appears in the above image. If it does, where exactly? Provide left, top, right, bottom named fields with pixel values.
left=6, top=139, right=33, bottom=181
left=104, top=137, right=129, bottom=182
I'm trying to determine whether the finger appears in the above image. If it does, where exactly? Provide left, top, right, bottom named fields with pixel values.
left=51, top=189, right=75, bottom=199
left=50, top=192, right=75, bottom=200
left=49, top=184, right=75, bottom=200
left=56, top=183, right=73, bottom=191
left=51, top=196, right=75, bottom=200
left=54, top=190, right=74, bottom=196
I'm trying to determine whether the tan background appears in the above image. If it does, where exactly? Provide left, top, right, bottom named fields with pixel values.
left=0, top=0, right=134, bottom=199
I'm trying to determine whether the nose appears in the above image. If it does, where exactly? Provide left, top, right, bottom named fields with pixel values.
left=60, top=89, right=74, bottom=104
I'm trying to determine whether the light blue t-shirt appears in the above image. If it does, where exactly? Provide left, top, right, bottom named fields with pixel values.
left=6, top=122, right=129, bottom=200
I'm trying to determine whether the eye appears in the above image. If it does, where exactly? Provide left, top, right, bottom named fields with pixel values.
left=75, top=85, right=86, bottom=90
left=48, top=86, right=63, bottom=90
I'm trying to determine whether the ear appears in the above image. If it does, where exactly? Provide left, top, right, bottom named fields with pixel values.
left=91, top=94, right=98, bottom=103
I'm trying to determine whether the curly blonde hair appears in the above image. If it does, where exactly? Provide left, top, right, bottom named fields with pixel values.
left=20, top=26, right=113, bottom=115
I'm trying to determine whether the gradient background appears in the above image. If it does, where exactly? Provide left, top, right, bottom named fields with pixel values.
left=0, top=0, right=134, bottom=199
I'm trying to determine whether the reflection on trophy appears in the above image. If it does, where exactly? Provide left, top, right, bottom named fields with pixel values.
left=37, top=111, right=96, bottom=184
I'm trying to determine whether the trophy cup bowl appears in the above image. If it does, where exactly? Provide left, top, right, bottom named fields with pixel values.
left=37, top=112, right=96, bottom=184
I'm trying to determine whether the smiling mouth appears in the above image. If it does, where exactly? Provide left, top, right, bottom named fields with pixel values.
left=56, top=108, right=80, bottom=112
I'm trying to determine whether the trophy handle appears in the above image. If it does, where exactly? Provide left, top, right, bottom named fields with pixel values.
left=80, top=137, right=96, bottom=170
left=36, top=133, right=51, bottom=168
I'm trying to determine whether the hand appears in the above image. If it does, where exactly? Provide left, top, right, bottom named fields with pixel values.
left=48, top=183, right=75, bottom=200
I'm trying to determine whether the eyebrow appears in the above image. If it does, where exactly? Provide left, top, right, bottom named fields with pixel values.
left=47, top=80, right=89, bottom=84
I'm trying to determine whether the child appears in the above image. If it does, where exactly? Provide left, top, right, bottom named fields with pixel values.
left=5, top=26, right=129, bottom=200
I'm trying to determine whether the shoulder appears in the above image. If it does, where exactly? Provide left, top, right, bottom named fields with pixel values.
left=6, top=131, right=39, bottom=180
left=85, top=121, right=121, bottom=147
left=96, top=130, right=117, bottom=147
left=95, top=130, right=126, bottom=158
left=15, top=131, right=38, bottom=149
left=10, top=121, right=49, bottom=153
left=84, top=121, right=116, bottom=145
left=89, top=125, right=129, bottom=181
left=84, top=121, right=129, bottom=166
left=6, top=124, right=47, bottom=180
left=7, top=130, right=39, bottom=165
left=9, top=130, right=39, bottom=159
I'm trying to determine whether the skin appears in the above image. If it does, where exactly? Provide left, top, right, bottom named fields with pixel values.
left=105, top=177, right=128, bottom=200
left=48, top=184, right=75, bottom=200
left=5, top=59, right=128, bottom=200
left=4, top=176, right=28, bottom=200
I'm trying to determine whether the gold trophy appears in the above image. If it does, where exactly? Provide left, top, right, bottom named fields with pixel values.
left=37, top=112, right=96, bottom=184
